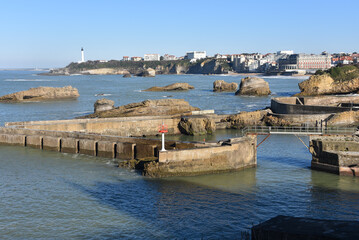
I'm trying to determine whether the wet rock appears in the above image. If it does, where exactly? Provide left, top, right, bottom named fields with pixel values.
left=0, top=86, right=79, bottom=102
left=123, top=73, right=131, bottom=78
left=235, top=77, right=271, bottom=96
left=144, top=83, right=194, bottom=91
left=81, top=99, right=200, bottom=118
left=213, top=80, right=238, bottom=92
left=136, top=68, right=156, bottom=77
left=94, top=98, right=115, bottom=113
left=178, top=117, right=216, bottom=135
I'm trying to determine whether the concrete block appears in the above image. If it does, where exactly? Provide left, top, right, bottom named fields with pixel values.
left=116, top=142, right=135, bottom=160
left=42, top=136, right=61, bottom=152
left=0, top=134, right=26, bottom=146
left=97, top=141, right=115, bottom=158
left=135, top=144, right=157, bottom=159
left=61, top=138, right=78, bottom=154
left=79, top=139, right=97, bottom=156
left=26, top=135, right=42, bottom=149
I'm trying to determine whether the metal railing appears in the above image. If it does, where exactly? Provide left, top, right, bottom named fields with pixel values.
left=241, top=126, right=357, bottom=136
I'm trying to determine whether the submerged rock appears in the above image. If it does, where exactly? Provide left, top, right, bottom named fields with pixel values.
left=213, top=80, right=238, bottom=92
left=144, top=83, right=195, bottom=92
left=94, top=98, right=115, bottom=113
left=0, top=86, right=79, bottom=102
left=178, top=117, right=216, bottom=135
left=81, top=99, right=200, bottom=118
left=235, top=77, right=271, bottom=96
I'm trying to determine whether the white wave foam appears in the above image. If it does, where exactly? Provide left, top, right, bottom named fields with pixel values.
left=134, top=90, right=142, bottom=92
left=95, top=93, right=112, bottom=96
left=4, top=79, right=55, bottom=82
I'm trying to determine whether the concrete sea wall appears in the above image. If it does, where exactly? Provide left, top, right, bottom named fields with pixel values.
left=1, top=115, right=257, bottom=177
left=271, top=96, right=359, bottom=115
left=144, top=136, right=257, bottom=177
left=310, top=136, right=359, bottom=176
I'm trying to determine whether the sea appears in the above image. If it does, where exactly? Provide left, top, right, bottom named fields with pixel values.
left=0, top=70, right=358, bottom=239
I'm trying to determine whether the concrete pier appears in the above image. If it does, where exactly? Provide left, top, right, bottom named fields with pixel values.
left=0, top=115, right=257, bottom=177
left=310, top=136, right=359, bottom=176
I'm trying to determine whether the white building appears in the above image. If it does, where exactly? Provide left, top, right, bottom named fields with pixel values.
left=163, top=54, right=177, bottom=61
left=144, top=54, right=160, bottom=61
left=277, top=50, right=294, bottom=55
left=78, top=47, right=85, bottom=63
left=186, top=51, right=206, bottom=60
left=123, top=56, right=130, bottom=61
left=131, top=56, right=142, bottom=61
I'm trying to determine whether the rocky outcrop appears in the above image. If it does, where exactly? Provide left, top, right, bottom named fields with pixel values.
left=327, top=111, right=359, bottom=126
left=235, top=77, right=271, bottom=96
left=262, top=115, right=293, bottom=126
left=221, top=109, right=271, bottom=128
left=296, top=74, right=359, bottom=96
left=0, top=86, right=79, bottom=102
left=213, top=80, right=238, bottom=92
left=144, top=83, right=195, bottom=92
left=136, top=68, right=156, bottom=77
left=178, top=117, right=216, bottom=135
left=81, top=99, right=200, bottom=118
left=94, top=98, right=115, bottom=113
left=123, top=73, right=131, bottom=78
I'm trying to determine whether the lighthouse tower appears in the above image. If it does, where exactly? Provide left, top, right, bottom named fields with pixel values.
left=80, top=47, right=85, bottom=63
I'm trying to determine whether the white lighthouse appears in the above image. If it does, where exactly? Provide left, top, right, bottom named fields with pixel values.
left=80, top=47, right=85, bottom=63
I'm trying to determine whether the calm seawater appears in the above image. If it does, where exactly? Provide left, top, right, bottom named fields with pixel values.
left=0, top=70, right=358, bottom=239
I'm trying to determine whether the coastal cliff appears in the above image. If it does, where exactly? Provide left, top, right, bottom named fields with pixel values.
left=43, top=58, right=232, bottom=76
left=296, top=65, right=359, bottom=96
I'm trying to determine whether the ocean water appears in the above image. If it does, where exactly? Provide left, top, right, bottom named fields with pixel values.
left=0, top=70, right=358, bottom=239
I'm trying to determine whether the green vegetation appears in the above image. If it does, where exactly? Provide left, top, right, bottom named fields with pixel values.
left=316, top=64, right=359, bottom=82
left=66, top=59, right=193, bottom=71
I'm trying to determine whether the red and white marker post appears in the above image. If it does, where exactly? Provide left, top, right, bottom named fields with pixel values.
left=159, top=122, right=168, bottom=152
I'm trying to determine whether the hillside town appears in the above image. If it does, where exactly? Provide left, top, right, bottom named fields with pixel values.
left=92, top=50, right=359, bottom=75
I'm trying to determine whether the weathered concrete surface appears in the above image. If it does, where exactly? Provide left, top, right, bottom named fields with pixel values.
left=42, top=136, right=60, bottom=151
left=61, top=138, right=78, bottom=153
left=0, top=134, right=25, bottom=146
left=251, top=215, right=359, bottom=240
left=135, top=144, right=157, bottom=159
left=144, top=83, right=194, bottom=91
left=310, top=136, right=359, bottom=176
left=235, top=77, right=271, bottom=96
left=26, top=135, right=42, bottom=149
left=144, top=136, right=257, bottom=177
left=97, top=140, right=115, bottom=158
left=117, top=142, right=135, bottom=160
left=213, top=80, right=238, bottom=92
left=0, top=86, right=79, bottom=102
left=7, top=115, right=183, bottom=137
left=79, top=139, right=97, bottom=156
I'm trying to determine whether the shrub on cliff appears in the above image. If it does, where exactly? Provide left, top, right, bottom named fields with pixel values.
left=318, top=65, right=359, bottom=82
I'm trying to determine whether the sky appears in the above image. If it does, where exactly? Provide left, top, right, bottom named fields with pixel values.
left=0, top=0, right=358, bottom=68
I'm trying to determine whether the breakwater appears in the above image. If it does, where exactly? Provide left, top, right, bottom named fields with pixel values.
left=1, top=115, right=257, bottom=177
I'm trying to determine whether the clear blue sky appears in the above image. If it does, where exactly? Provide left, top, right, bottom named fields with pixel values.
left=0, top=0, right=358, bottom=68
